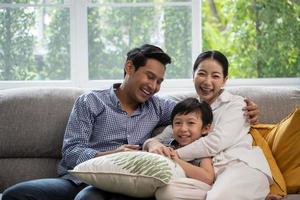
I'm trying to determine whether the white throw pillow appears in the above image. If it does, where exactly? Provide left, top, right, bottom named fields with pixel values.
left=69, top=151, right=186, bottom=198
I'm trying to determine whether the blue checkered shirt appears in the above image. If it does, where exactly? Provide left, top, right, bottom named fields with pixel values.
left=58, top=83, right=176, bottom=183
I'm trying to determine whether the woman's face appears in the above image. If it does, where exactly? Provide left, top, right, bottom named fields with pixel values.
left=193, top=58, right=227, bottom=104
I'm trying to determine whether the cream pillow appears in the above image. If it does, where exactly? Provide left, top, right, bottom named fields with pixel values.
left=69, top=151, right=186, bottom=197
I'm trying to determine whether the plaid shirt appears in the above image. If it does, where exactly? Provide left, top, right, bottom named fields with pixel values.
left=58, top=83, right=176, bottom=183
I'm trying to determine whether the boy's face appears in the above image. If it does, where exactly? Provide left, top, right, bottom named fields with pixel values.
left=172, top=111, right=209, bottom=146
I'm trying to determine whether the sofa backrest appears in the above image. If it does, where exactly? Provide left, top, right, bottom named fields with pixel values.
left=0, top=86, right=299, bottom=192
left=163, top=86, right=300, bottom=124
left=0, top=87, right=85, bottom=192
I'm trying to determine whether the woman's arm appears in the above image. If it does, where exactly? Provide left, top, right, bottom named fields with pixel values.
left=177, top=95, right=250, bottom=160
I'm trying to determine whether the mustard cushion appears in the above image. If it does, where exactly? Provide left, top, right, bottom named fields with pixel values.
left=265, top=107, right=300, bottom=194
left=250, top=125, right=287, bottom=196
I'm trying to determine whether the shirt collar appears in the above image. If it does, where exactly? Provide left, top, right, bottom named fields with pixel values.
left=168, top=139, right=180, bottom=149
left=109, top=83, right=122, bottom=107
left=210, top=89, right=232, bottom=110
left=109, top=83, right=146, bottom=114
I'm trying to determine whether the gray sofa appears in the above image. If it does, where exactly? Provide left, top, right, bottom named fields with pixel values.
left=0, top=86, right=299, bottom=199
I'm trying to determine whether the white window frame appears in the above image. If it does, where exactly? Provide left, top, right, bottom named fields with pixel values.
left=0, top=0, right=299, bottom=93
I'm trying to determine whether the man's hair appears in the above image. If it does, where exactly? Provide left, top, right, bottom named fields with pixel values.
left=171, top=97, right=213, bottom=127
left=124, top=44, right=171, bottom=76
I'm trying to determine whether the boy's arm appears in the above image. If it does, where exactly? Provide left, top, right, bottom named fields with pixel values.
left=171, top=149, right=215, bottom=185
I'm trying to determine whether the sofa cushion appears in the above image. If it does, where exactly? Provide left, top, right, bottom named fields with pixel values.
left=163, top=87, right=300, bottom=124
left=0, top=87, right=85, bottom=192
left=0, top=87, right=84, bottom=158
left=226, top=87, right=300, bottom=124
left=264, top=107, right=300, bottom=194
left=69, top=151, right=185, bottom=197
left=250, top=125, right=287, bottom=196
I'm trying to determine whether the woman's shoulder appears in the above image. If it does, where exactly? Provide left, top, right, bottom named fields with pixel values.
left=221, top=90, right=245, bottom=103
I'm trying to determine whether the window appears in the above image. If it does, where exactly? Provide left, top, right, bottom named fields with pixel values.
left=0, top=0, right=70, bottom=81
left=0, top=0, right=299, bottom=91
left=87, top=0, right=194, bottom=80
left=202, top=0, right=300, bottom=79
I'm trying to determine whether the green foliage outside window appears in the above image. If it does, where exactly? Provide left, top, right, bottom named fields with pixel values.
left=202, top=0, right=300, bottom=78
left=0, top=4, right=35, bottom=80
left=88, top=6, right=156, bottom=80
left=88, top=3, right=192, bottom=80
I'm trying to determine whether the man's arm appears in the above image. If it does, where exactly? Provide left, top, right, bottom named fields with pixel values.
left=62, top=93, right=144, bottom=169
left=61, top=95, right=99, bottom=169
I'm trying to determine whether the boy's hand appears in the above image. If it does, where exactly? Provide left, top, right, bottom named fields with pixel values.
left=170, top=148, right=179, bottom=160
left=244, top=97, right=259, bottom=125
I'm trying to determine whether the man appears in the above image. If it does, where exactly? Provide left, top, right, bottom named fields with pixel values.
left=2, top=44, right=258, bottom=200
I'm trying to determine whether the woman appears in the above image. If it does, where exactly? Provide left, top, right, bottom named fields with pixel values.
left=144, top=50, right=273, bottom=200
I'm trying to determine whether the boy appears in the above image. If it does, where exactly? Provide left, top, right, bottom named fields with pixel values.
left=156, top=97, right=215, bottom=200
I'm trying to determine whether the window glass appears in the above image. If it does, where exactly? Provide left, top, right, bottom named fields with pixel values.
left=89, top=0, right=191, bottom=3
left=202, top=0, right=300, bottom=78
left=1, top=0, right=64, bottom=3
left=0, top=5, right=70, bottom=80
left=88, top=3, right=192, bottom=80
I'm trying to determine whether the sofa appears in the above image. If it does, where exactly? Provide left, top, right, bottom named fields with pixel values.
left=0, top=86, right=299, bottom=199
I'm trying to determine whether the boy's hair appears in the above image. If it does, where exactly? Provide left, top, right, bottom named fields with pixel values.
left=124, top=44, right=171, bottom=77
left=171, top=97, right=213, bottom=127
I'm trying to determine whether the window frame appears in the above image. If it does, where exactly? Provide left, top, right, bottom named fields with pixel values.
left=0, top=0, right=299, bottom=92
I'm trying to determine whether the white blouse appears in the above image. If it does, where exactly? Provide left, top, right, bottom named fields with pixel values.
left=152, top=90, right=272, bottom=180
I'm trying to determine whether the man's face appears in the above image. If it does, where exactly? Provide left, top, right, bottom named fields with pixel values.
left=125, top=58, right=165, bottom=104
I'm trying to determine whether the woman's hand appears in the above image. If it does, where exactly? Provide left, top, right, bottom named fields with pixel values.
left=244, top=97, right=260, bottom=125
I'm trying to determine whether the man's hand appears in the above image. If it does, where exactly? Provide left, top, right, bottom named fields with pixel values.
left=115, top=144, right=140, bottom=152
left=244, top=97, right=259, bottom=125
left=95, top=144, right=140, bottom=157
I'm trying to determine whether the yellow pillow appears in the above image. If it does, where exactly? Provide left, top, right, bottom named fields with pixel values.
left=250, top=126, right=287, bottom=196
left=265, top=107, right=300, bottom=194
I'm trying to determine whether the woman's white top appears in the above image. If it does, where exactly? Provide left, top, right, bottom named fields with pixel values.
left=152, top=90, right=272, bottom=181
